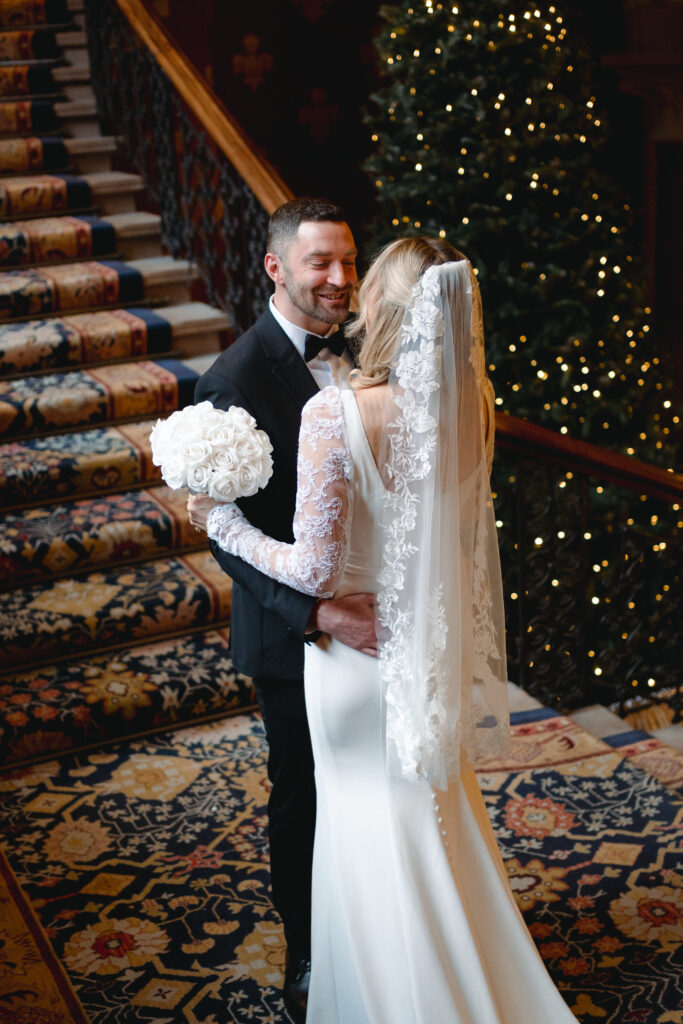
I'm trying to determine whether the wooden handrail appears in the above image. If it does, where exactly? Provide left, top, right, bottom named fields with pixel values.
left=114, top=0, right=293, bottom=213
left=495, top=411, right=683, bottom=504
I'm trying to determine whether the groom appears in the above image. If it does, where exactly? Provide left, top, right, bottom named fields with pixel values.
left=193, top=197, right=376, bottom=1022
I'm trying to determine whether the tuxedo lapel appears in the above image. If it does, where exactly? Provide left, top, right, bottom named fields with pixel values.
left=258, top=310, right=319, bottom=411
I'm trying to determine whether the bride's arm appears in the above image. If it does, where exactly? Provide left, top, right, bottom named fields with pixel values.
left=204, top=387, right=352, bottom=599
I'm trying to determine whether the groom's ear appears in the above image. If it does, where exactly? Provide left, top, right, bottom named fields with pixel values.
left=264, top=252, right=284, bottom=285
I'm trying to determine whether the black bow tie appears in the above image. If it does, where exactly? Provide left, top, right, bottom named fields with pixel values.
left=304, top=331, right=346, bottom=363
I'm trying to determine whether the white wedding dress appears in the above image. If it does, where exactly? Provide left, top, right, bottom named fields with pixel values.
left=208, top=386, right=578, bottom=1024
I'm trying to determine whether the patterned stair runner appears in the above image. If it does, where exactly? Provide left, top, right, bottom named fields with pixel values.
left=0, top=259, right=144, bottom=319
left=0, top=97, right=58, bottom=134
left=0, top=307, right=173, bottom=373
left=0, top=0, right=69, bottom=28
left=0, top=484, right=205, bottom=587
left=0, top=135, right=67, bottom=171
left=0, top=627, right=253, bottom=766
left=0, top=358, right=197, bottom=438
left=0, top=0, right=244, bottom=768
left=0, top=213, right=116, bottom=265
left=0, top=418, right=159, bottom=509
left=1, top=549, right=232, bottom=671
left=0, top=173, right=92, bottom=217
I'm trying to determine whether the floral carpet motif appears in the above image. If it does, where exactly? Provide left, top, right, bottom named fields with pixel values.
left=0, top=0, right=66, bottom=27
left=0, top=358, right=194, bottom=438
left=0, top=627, right=254, bottom=767
left=0, top=709, right=680, bottom=1024
left=0, top=848, right=90, bottom=1024
left=0, top=308, right=173, bottom=374
left=0, top=418, right=160, bottom=510
left=0, top=136, right=66, bottom=172
left=0, top=62, right=55, bottom=96
left=0, top=97, right=56, bottom=135
left=0, top=27, right=57, bottom=61
left=0, top=549, right=232, bottom=671
left=0, top=215, right=114, bottom=267
left=0, top=484, right=202, bottom=587
left=0, top=260, right=143, bottom=320
left=478, top=708, right=682, bottom=1022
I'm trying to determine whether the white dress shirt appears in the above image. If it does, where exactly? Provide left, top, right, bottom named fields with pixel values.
left=269, top=295, right=352, bottom=391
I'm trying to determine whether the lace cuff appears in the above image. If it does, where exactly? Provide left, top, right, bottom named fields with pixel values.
left=207, top=386, right=352, bottom=599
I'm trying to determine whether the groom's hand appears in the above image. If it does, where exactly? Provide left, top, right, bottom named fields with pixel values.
left=309, top=593, right=377, bottom=658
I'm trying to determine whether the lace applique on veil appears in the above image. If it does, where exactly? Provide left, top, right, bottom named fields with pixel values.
left=378, top=262, right=509, bottom=789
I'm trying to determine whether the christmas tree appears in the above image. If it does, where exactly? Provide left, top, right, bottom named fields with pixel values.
left=365, top=0, right=679, bottom=465
left=364, top=1, right=681, bottom=710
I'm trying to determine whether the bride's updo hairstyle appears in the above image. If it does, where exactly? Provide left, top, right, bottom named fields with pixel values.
left=347, top=236, right=466, bottom=388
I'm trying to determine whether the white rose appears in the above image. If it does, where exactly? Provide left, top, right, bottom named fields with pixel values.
left=210, top=470, right=239, bottom=502
left=160, top=457, right=187, bottom=490
left=227, top=405, right=256, bottom=430
left=179, top=438, right=213, bottom=466
left=211, top=447, right=238, bottom=471
left=237, top=463, right=261, bottom=497
left=187, top=463, right=212, bottom=493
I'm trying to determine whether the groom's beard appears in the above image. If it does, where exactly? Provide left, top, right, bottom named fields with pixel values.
left=283, top=270, right=352, bottom=326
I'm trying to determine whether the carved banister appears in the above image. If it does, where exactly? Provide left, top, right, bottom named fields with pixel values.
left=495, top=412, right=683, bottom=504
left=114, top=0, right=293, bottom=214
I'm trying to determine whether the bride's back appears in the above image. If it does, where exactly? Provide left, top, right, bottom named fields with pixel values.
left=335, top=388, right=387, bottom=599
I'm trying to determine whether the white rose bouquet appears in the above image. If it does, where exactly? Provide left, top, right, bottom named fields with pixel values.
left=149, top=401, right=273, bottom=502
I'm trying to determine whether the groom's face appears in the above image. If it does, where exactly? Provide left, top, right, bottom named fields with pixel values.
left=270, top=220, right=358, bottom=333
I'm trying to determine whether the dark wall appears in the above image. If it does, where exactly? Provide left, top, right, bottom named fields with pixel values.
left=148, top=0, right=382, bottom=241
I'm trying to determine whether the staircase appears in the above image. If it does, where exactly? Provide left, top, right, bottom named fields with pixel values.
left=0, top=0, right=253, bottom=769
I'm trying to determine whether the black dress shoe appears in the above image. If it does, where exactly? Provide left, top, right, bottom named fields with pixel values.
left=283, top=954, right=311, bottom=1023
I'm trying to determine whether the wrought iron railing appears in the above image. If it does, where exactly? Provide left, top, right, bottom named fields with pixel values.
left=84, top=0, right=293, bottom=335
left=494, top=415, right=682, bottom=718
left=82, top=0, right=681, bottom=719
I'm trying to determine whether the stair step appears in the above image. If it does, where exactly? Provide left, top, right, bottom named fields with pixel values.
left=0, top=302, right=227, bottom=375
left=128, top=255, right=197, bottom=305
left=82, top=170, right=143, bottom=213
left=0, top=134, right=116, bottom=174
left=0, top=357, right=198, bottom=439
left=0, top=1, right=71, bottom=29
left=0, top=418, right=160, bottom=511
left=0, top=28, right=61, bottom=61
left=0, top=98, right=58, bottom=135
left=0, top=172, right=90, bottom=218
left=54, top=28, right=87, bottom=68
left=0, top=627, right=252, bottom=768
left=152, top=301, right=230, bottom=357
left=52, top=62, right=91, bottom=102
left=0, top=255, right=195, bottom=320
left=0, top=211, right=161, bottom=266
left=52, top=96, right=99, bottom=137
left=0, top=484, right=205, bottom=589
left=0, top=170, right=142, bottom=219
left=0, top=550, right=232, bottom=672
left=64, top=134, right=117, bottom=173
left=0, top=63, right=57, bottom=99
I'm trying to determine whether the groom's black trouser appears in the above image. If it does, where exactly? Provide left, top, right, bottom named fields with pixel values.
left=254, top=675, right=316, bottom=960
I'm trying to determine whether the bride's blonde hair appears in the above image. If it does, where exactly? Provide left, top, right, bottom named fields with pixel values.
left=347, top=236, right=466, bottom=388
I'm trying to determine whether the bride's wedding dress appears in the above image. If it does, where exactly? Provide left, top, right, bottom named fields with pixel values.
left=208, top=386, right=578, bottom=1024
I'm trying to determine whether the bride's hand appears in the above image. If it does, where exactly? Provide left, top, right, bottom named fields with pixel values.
left=187, top=493, right=220, bottom=531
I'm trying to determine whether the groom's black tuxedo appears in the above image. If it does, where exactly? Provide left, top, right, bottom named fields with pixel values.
left=195, top=307, right=321, bottom=678
left=195, top=305, right=348, bottom=963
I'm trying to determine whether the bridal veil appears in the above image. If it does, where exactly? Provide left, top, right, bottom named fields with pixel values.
left=377, top=259, right=509, bottom=789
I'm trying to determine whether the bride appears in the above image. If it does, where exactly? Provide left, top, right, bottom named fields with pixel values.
left=189, top=237, right=578, bottom=1023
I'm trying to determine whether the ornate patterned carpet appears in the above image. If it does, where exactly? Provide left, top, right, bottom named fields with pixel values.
left=0, top=707, right=681, bottom=1024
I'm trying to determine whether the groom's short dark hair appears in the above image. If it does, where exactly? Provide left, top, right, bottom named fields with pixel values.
left=267, top=197, right=348, bottom=258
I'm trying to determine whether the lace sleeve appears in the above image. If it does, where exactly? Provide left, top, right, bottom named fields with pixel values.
left=206, top=386, right=352, bottom=599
